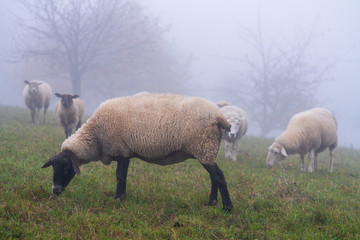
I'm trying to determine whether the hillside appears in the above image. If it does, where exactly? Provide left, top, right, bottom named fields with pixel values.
left=1, top=105, right=359, bottom=239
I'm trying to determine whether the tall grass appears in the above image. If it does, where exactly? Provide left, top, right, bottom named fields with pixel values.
left=1, top=105, right=359, bottom=239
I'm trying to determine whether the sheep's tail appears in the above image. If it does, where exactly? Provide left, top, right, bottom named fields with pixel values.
left=217, top=114, right=231, bottom=132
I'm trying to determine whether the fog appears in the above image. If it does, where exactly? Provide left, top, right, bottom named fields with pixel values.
left=0, top=0, right=359, bottom=148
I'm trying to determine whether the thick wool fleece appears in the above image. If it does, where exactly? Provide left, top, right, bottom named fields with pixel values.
left=273, top=107, right=337, bottom=156
left=61, top=94, right=230, bottom=166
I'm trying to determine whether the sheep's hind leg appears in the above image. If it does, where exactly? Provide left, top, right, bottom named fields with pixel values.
left=202, top=163, right=233, bottom=212
left=114, top=158, right=130, bottom=200
left=328, top=148, right=334, bottom=173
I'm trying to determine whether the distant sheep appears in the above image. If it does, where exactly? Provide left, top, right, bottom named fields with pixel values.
left=266, top=107, right=337, bottom=173
left=42, top=94, right=233, bottom=211
left=23, top=80, right=52, bottom=124
left=133, top=91, right=150, bottom=96
left=220, top=105, right=248, bottom=161
left=55, top=93, right=85, bottom=139
left=217, top=100, right=229, bottom=108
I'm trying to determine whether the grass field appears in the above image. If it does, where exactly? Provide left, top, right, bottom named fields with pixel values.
left=1, top=105, right=360, bottom=239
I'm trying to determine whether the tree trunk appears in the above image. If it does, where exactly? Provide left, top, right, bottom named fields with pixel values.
left=70, top=70, right=82, bottom=95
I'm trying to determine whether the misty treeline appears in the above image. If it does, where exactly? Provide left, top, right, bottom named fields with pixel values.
left=217, top=21, right=332, bottom=136
left=12, top=0, right=331, bottom=137
left=13, top=0, right=192, bottom=109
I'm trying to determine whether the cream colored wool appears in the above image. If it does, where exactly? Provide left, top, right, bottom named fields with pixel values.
left=267, top=107, right=337, bottom=172
left=220, top=105, right=248, bottom=161
left=23, top=80, right=52, bottom=124
left=61, top=94, right=230, bottom=166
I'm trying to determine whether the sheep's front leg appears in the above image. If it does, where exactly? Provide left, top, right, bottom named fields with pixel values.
left=202, top=163, right=233, bottom=212
left=224, top=141, right=231, bottom=158
left=114, top=158, right=130, bottom=200
left=31, top=108, right=36, bottom=124
left=231, top=141, right=238, bottom=161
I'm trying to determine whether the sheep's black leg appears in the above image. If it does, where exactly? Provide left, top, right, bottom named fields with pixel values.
left=114, top=158, right=130, bottom=200
left=65, top=128, right=72, bottom=139
left=202, top=163, right=233, bottom=212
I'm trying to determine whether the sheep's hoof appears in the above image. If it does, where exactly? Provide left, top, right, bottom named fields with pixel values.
left=222, top=205, right=233, bottom=213
left=207, top=199, right=218, bottom=206
left=114, top=194, right=126, bottom=201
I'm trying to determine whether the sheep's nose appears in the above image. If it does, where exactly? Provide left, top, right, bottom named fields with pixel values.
left=52, top=185, right=64, bottom=195
left=230, top=133, right=236, bottom=138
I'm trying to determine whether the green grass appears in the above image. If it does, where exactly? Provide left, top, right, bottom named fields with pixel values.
left=1, top=105, right=360, bottom=239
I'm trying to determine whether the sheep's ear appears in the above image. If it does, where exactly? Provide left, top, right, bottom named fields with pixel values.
left=72, top=95, right=79, bottom=99
left=41, top=158, right=53, bottom=168
left=71, top=157, right=81, bottom=176
left=280, top=146, right=288, bottom=157
left=24, top=80, right=30, bottom=85
left=55, top=93, right=62, bottom=98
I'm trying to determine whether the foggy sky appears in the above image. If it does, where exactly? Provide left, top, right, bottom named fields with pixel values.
left=141, top=0, right=360, bottom=148
left=0, top=0, right=359, bottom=148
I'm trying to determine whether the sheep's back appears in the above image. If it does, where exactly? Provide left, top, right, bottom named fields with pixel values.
left=286, top=108, right=337, bottom=151
left=89, top=94, right=222, bottom=159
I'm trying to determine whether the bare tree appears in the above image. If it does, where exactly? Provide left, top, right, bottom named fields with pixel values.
left=225, top=21, right=332, bottom=137
left=13, top=0, right=189, bottom=97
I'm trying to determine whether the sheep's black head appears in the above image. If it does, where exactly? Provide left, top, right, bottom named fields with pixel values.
left=55, top=93, right=79, bottom=108
left=25, top=80, right=42, bottom=96
left=42, top=151, right=81, bottom=195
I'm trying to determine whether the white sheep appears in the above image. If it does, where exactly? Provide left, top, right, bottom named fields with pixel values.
left=217, top=100, right=229, bottom=108
left=23, top=80, right=52, bottom=124
left=54, top=93, right=85, bottom=139
left=42, top=93, right=233, bottom=211
left=220, top=105, right=248, bottom=161
left=266, top=107, right=338, bottom=173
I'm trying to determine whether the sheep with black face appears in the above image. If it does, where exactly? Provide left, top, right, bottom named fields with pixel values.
left=42, top=94, right=233, bottom=211
left=55, top=93, right=84, bottom=138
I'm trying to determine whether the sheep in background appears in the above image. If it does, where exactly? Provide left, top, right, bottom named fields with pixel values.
left=133, top=91, right=150, bottom=96
left=42, top=94, right=233, bottom=211
left=23, top=80, right=52, bottom=124
left=220, top=105, right=248, bottom=161
left=217, top=100, right=229, bottom=108
left=55, top=93, right=84, bottom=139
left=266, top=107, right=338, bottom=173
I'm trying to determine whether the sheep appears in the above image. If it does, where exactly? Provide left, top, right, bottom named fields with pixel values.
left=42, top=93, right=233, bottom=211
left=54, top=93, right=85, bottom=139
left=23, top=80, right=52, bottom=124
left=217, top=100, right=229, bottom=108
left=220, top=105, right=248, bottom=161
left=266, top=107, right=338, bottom=173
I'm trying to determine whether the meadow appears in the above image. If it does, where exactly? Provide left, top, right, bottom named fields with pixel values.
left=1, top=105, right=360, bottom=239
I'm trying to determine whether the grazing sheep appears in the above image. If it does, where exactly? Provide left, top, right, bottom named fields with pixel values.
left=266, top=107, right=338, bottom=173
left=55, top=93, right=85, bottom=139
left=220, top=105, right=248, bottom=161
left=23, top=80, right=52, bottom=124
left=42, top=94, right=233, bottom=211
left=217, top=100, right=229, bottom=108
